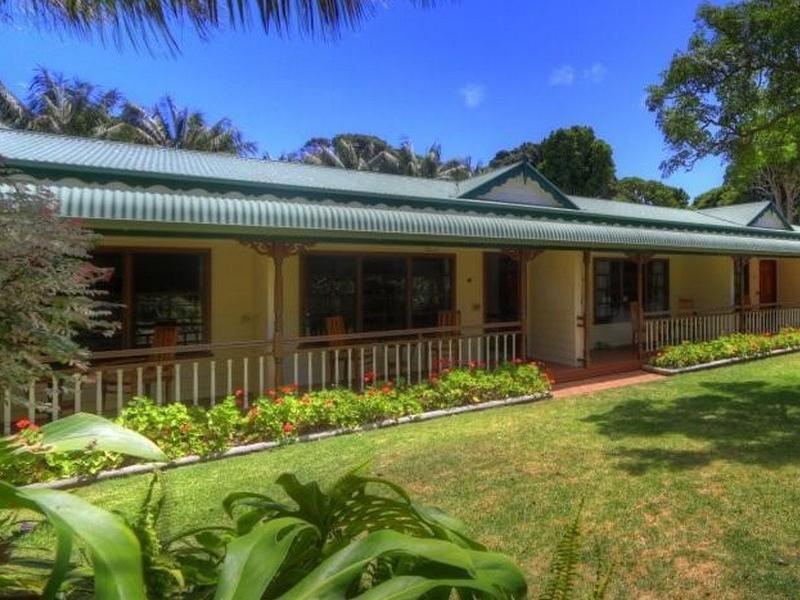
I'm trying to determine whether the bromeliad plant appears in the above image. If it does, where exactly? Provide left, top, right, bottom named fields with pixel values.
left=168, top=469, right=529, bottom=599
left=649, top=328, right=800, bottom=369
left=0, top=413, right=166, bottom=599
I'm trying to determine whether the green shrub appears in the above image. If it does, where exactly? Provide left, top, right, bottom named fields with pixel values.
left=11, top=362, right=550, bottom=484
left=650, top=328, right=800, bottom=369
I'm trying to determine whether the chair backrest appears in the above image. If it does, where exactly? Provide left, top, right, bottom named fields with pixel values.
left=437, top=310, right=461, bottom=329
left=677, top=298, right=695, bottom=315
left=150, top=323, right=179, bottom=364
left=325, top=316, right=347, bottom=344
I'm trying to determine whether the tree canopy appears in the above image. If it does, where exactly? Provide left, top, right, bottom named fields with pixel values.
left=537, top=126, right=616, bottom=197
left=647, top=0, right=800, bottom=220
left=613, top=177, right=689, bottom=208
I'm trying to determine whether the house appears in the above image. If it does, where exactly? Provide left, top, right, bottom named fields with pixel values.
left=3, top=128, right=800, bottom=425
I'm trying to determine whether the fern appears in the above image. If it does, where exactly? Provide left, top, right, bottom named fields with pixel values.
left=540, top=502, right=583, bottom=600
left=539, top=501, right=613, bottom=600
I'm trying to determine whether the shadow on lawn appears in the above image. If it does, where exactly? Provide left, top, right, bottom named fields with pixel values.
left=584, top=379, right=800, bottom=474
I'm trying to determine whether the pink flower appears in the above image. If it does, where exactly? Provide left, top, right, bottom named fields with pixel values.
left=15, top=419, right=31, bottom=431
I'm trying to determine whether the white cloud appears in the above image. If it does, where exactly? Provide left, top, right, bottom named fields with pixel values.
left=459, top=84, right=485, bottom=108
left=583, top=63, right=608, bottom=83
left=549, top=65, right=576, bottom=87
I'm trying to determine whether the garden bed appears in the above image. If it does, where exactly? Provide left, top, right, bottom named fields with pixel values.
left=27, top=390, right=551, bottom=490
left=645, top=329, right=800, bottom=374
left=10, top=360, right=552, bottom=487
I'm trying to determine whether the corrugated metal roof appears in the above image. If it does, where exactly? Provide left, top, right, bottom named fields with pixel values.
left=697, top=202, right=773, bottom=225
left=570, top=195, right=740, bottom=228
left=1, top=129, right=798, bottom=240
left=11, top=181, right=800, bottom=256
left=0, top=128, right=460, bottom=200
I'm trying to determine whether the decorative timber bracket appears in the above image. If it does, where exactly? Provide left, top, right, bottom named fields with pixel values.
left=239, top=239, right=315, bottom=387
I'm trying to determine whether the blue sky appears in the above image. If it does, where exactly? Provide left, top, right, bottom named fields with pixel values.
left=1, top=0, right=726, bottom=198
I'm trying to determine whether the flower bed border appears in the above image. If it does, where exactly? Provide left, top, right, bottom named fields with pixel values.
left=26, top=390, right=551, bottom=490
left=643, top=346, right=800, bottom=376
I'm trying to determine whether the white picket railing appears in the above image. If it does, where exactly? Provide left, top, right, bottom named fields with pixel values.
left=643, top=305, right=800, bottom=353
left=1, top=323, right=521, bottom=433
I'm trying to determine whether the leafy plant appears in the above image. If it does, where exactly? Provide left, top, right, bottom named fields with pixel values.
left=0, top=413, right=167, bottom=599
left=650, top=328, right=800, bottom=369
left=206, top=468, right=528, bottom=598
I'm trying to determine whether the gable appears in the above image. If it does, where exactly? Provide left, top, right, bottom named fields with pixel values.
left=751, top=205, right=793, bottom=230
left=476, top=172, right=565, bottom=207
left=457, top=162, right=578, bottom=209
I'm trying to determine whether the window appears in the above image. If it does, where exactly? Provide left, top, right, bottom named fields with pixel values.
left=484, top=253, right=520, bottom=323
left=594, top=258, right=669, bottom=323
left=86, top=249, right=209, bottom=350
left=302, top=254, right=454, bottom=335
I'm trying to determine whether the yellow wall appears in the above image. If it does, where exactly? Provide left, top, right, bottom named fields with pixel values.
left=98, top=235, right=269, bottom=343
left=528, top=250, right=583, bottom=365
left=778, top=258, right=800, bottom=304
left=281, top=243, right=488, bottom=343
left=590, top=253, right=735, bottom=349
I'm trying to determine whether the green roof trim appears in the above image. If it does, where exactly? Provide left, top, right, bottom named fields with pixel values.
left=3, top=129, right=800, bottom=255
left=699, top=201, right=793, bottom=231
left=456, top=162, right=580, bottom=209
left=7, top=181, right=800, bottom=257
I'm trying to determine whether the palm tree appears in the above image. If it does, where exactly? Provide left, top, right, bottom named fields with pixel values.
left=119, top=97, right=257, bottom=155
left=301, top=134, right=398, bottom=172
left=0, top=68, right=123, bottom=137
left=3, top=0, right=437, bottom=51
left=301, top=135, right=473, bottom=181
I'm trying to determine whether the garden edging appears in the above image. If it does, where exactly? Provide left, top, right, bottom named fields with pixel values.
left=26, top=390, right=551, bottom=490
left=643, top=346, right=800, bottom=375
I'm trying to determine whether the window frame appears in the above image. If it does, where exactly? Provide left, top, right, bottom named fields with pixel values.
left=592, top=257, right=669, bottom=324
left=299, top=250, right=457, bottom=335
left=91, top=246, right=212, bottom=349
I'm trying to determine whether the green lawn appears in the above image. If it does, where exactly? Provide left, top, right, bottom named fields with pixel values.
left=76, top=355, right=800, bottom=598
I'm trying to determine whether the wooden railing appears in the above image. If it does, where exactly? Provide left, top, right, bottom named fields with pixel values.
left=643, top=304, right=800, bottom=353
left=1, top=322, right=521, bottom=432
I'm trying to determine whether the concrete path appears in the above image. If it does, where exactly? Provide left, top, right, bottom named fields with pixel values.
left=551, top=370, right=664, bottom=398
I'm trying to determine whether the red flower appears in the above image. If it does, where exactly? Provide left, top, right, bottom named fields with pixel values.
left=15, top=419, right=31, bottom=431
left=27, top=423, right=40, bottom=432
left=247, top=407, right=260, bottom=419
left=266, top=389, right=277, bottom=398
left=274, top=397, right=284, bottom=405
left=280, top=384, right=296, bottom=395
left=180, top=423, right=193, bottom=433
left=234, top=388, right=245, bottom=399
left=430, top=376, right=440, bottom=385
left=363, top=371, right=376, bottom=385
left=380, top=385, right=392, bottom=394
left=282, top=422, right=295, bottom=434
left=300, top=395, right=312, bottom=405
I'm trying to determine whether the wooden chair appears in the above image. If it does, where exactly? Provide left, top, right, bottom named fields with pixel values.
left=102, top=323, right=179, bottom=404
left=324, top=316, right=350, bottom=384
left=436, top=310, right=461, bottom=334
left=324, top=315, right=347, bottom=340
left=677, top=298, right=696, bottom=316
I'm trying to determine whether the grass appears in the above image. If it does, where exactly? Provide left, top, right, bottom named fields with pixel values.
left=75, top=354, right=800, bottom=598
